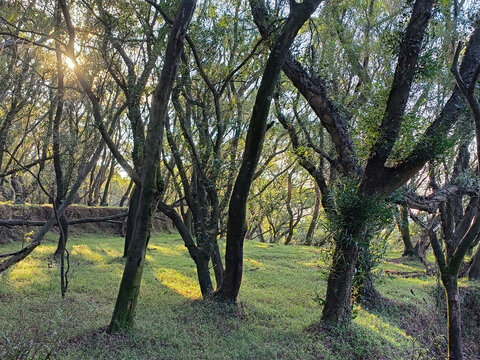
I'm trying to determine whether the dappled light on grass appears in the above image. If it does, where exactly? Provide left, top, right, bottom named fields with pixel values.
left=1, top=234, right=467, bottom=359
left=386, top=276, right=433, bottom=288
left=71, top=244, right=104, bottom=263
left=147, top=244, right=186, bottom=257
left=355, top=308, right=413, bottom=347
left=1, top=251, right=53, bottom=291
left=252, top=242, right=271, bottom=249
left=297, top=260, right=325, bottom=268
left=244, top=257, right=264, bottom=269
left=97, top=245, right=123, bottom=258
left=32, top=245, right=57, bottom=255
left=381, top=261, right=423, bottom=273
left=154, top=267, right=201, bottom=299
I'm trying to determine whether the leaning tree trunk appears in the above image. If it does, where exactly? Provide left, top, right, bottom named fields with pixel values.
left=215, top=0, right=323, bottom=303
left=108, top=0, right=196, bottom=333
left=108, top=179, right=159, bottom=332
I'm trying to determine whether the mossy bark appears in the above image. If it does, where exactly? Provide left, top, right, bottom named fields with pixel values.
left=108, top=0, right=196, bottom=332
left=108, top=182, right=157, bottom=332
left=442, top=274, right=463, bottom=360
left=124, top=185, right=140, bottom=257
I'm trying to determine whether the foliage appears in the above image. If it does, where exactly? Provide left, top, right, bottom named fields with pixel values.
left=327, top=177, right=393, bottom=247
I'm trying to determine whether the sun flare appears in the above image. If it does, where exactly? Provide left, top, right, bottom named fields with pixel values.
left=65, top=56, right=75, bottom=69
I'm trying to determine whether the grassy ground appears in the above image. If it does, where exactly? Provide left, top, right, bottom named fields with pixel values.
left=0, top=233, right=479, bottom=360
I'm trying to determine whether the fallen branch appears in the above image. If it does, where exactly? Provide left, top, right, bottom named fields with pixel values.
left=0, top=212, right=128, bottom=227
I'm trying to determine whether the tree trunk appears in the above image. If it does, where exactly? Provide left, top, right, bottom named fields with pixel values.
left=284, top=172, right=294, bottom=245
left=108, top=0, right=196, bottom=332
left=215, top=0, right=322, bottom=302
left=119, top=180, right=133, bottom=207
left=305, top=185, right=320, bottom=246
left=258, top=224, right=266, bottom=243
left=89, top=152, right=109, bottom=206
left=157, top=200, right=214, bottom=296
left=211, top=241, right=224, bottom=289
left=396, top=205, right=417, bottom=257
left=321, top=241, right=359, bottom=325
left=100, top=156, right=115, bottom=206
left=443, top=275, right=463, bottom=360
left=108, top=184, right=158, bottom=332
left=196, top=253, right=214, bottom=296
left=468, top=245, right=480, bottom=279
left=53, top=10, right=68, bottom=257
left=54, top=215, right=69, bottom=256
left=355, top=246, right=382, bottom=307
left=124, top=185, right=140, bottom=257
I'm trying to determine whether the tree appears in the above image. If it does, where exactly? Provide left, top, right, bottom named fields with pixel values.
left=394, top=204, right=417, bottom=257
left=252, top=0, right=480, bottom=327
left=107, top=0, right=197, bottom=333
left=214, top=0, right=323, bottom=302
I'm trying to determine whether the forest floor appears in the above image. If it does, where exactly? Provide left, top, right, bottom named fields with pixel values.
left=0, top=233, right=479, bottom=360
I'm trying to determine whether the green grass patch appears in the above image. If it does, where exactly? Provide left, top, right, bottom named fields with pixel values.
left=1, top=234, right=478, bottom=359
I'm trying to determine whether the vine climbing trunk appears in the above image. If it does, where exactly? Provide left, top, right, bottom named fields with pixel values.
left=321, top=234, right=360, bottom=324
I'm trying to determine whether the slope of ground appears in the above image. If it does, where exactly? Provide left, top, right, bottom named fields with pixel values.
left=0, top=233, right=478, bottom=359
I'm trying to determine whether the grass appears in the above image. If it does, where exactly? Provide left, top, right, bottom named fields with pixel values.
left=0, top=233, right=479, bottom=359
